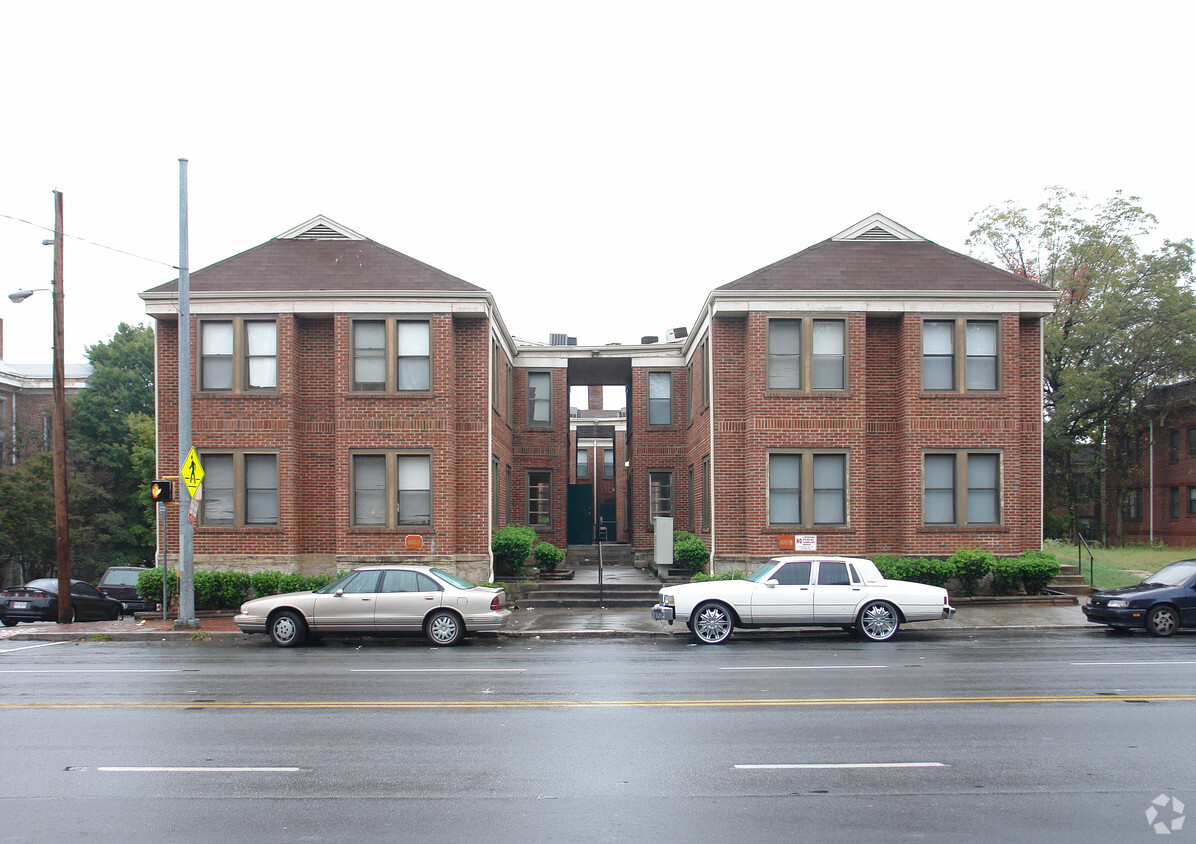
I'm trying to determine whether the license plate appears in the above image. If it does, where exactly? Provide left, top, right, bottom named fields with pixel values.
left=11, top=601, right=30, bottom=609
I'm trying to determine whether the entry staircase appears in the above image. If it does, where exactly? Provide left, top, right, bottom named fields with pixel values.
left=516, top=543, right=662, bottom=609
left=1048, top=564, right=1090, bottom=597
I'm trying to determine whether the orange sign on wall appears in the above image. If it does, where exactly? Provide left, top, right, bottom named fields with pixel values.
left=777, top=535, right=795, bottom=551
left=405, top=534, right=424, bottom=551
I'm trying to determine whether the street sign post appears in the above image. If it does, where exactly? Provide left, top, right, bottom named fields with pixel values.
left=180, top=448, right=204, bottom=498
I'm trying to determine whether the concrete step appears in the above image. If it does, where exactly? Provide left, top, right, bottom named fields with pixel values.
left=518, top=582, right=661, bottom=609
left=567, top=544, right=635, bottom=567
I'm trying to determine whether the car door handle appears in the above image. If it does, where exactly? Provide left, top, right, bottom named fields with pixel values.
left=425, top=595, right=435, bottom=600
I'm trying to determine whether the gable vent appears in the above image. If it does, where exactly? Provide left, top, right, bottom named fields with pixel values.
left=855, top=225, right=902, bottom=242
left=294, top=223, right=351, bottom=241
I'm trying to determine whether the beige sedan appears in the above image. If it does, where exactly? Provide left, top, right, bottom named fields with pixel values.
left=235, top=565, right=511, bottom=647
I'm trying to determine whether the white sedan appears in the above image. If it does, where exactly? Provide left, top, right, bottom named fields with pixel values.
left=235, top=565, right=511, bottom=647
left=652, top=555, right=955, bottom=643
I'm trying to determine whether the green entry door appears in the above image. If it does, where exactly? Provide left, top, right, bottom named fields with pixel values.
left=567, top=484, right=594, bottom=545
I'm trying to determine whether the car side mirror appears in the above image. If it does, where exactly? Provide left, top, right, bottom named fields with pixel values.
left=766, top=579, right=779, bottom=588
left=334, top=589, right=345, bottom=597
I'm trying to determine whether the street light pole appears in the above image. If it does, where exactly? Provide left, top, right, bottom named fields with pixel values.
left=50, top=190, right=71, bottom=624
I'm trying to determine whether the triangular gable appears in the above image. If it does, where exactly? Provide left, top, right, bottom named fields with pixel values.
left=831, top=213, right=924, bottom=242
left=276, top=215, right=366, bottom=241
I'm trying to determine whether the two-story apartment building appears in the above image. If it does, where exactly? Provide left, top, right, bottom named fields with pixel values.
left=142, top=213, right=1056, bottom=580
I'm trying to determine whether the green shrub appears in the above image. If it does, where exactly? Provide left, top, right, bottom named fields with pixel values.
left=672, top=530, right=709, bottom=570
left=990, top=557, right=1023, bottom=595
left=137, top=567, right=174, bottom=603
left=492, top=525, right=537, bottom=575
left=872, top=555, right=955, bottom=588
left=690, top=569, right=744, bottom=583
left=533, top=541, right=565, bottom=572
left=950, top=548, right=996, bottom=596
left=1017, top=550, right=1061, bottom=595
left=250, top=570, right=282, bottom=598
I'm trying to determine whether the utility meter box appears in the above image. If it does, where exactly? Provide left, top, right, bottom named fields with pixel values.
left=653, top=516, right=674, bottom=569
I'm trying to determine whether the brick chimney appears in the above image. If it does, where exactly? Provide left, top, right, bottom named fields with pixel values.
left=588, top=385, right=604, bottom=411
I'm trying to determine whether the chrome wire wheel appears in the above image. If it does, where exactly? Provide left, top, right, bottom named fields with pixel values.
left=692, top=603, right=733, bottom=644
left=858, top=602, right=899, bottom=642
left=426, top=610, right=463, bottom=646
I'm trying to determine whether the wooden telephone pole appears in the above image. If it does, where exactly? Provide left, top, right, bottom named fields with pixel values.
left=51, top=190, right=71, bottom=624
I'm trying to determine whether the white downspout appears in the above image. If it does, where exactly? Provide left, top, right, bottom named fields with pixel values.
left=487, top=303, right=495, bottom=583
left=706, top=309, right=716, bottom=575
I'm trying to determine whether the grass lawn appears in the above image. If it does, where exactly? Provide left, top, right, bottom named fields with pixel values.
left=1046, top=542, right=1196, bottom=590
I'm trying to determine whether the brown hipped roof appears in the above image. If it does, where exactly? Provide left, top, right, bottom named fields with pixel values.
left=718, top=238, right=1051, bottom=295
left=147, top=224, right=484, bottom=295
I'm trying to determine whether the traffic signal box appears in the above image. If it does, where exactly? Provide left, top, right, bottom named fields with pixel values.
left=150, top=480, right=174, bottom=503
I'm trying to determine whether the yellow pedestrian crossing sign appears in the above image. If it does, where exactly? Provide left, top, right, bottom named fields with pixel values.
left=181, top=447, right=204, bottom=497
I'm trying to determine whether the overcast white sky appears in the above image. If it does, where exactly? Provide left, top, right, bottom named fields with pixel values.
left=2, top=1, right=1192, bottom=365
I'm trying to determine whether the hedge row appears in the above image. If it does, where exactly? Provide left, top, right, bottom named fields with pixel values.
left=136, top=569, right=339, bottom=611
left=873, top=549, right=1061, bottom=596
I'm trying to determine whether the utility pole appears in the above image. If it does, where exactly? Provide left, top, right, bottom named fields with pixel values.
left=175, top=159, right=196, bottom=628
left=51, top=190, right=71, bottom=624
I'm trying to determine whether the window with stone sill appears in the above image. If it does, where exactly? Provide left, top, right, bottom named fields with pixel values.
left=351, top=319, right=431, bottom=393
left=923, top=452, right=1001, bottom=526
left=768, top=451, right=847, bottom=527
left=351, top=452, right=432, bottom=528
left=922, top=318, right=999, bottom=393
left=200, top=319, right=278, bottom=393
left=200, top=452, right=278, bottom=527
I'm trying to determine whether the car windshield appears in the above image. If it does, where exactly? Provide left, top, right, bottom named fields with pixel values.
left=25, top=579, right=58, bottom=594
left=101, top=569, right=142, bottom=587
left=315, top=572, right=362, bottom=594
left=1142, top=560, right=1196, bottom=587
left=431, top=569, right=476, bottom=590
left=745, top=562, right=782, bottom=583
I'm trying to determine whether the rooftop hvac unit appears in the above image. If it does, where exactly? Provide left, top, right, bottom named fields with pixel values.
left=549, top=333, right=568, bottom=346
left=641, top=335, right=658, bottom=344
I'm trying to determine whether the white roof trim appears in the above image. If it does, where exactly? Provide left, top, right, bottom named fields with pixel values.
left=831, top=213, right=924, bottom=242
left=276, top=216, right=366, bottom=241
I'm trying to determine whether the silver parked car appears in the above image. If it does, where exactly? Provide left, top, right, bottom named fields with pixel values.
left=235, top=565, right=511, bottom=647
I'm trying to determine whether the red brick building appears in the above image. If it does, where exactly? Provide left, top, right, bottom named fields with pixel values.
left=142, top=213, right=1056, bottom=579
left=1110, top=380, right=1196, bottom=546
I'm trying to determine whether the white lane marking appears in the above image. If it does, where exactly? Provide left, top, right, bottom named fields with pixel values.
left=0, top=641, right=72, bottom=655
left=99, top=766, right=301, bottom=773
left=736, top=762, right=946, bottom=770
left=351, top=668, right=527, bottom=673
left=1071, top=661, right=1196, bottom=666
left=719, top=665, right=886, bottom=671
left=0, top=669, right=186, bottom=674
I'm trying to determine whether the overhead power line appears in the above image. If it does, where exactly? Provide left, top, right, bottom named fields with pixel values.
left=0, top=210, right=179, bottom=270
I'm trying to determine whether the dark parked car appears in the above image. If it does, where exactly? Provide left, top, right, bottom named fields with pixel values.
left=0, top=578, right=124, bottom=626
left=1083, top=559, right=1196, bottom=637
left=97, top=566, right=155, bottom=613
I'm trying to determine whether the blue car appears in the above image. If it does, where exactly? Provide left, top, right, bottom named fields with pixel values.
left=1083, top=559, right=1196, bottom=636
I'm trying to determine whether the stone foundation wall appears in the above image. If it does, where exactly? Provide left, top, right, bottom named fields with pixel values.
left=160, top=553, right=492, bottom=583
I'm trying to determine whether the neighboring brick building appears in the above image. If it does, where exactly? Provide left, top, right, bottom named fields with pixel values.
left=142, top=213, right=1056, bottom=579
left=0, top=321, right=91, bottom=466
left=1110, top=380, right=1196, bottom=546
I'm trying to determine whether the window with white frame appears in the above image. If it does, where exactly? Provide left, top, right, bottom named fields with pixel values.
left=649, top=471, right=673, bottom=519
left=351, top=452, right=432, bottom=528
left=350, top=318, right=432, bottom=393
left=200, top=319, right=278, bottom=393
left=923, top=318, right=999, bottom=392
left=923, top=451, right=1001, bottom=525
left=768, top=318, right=847, bottom=392
left=576, top=447, right=589, bottom=479
left=527, top=372, right=552, bottom=426
left=201, top=452, right=278, bottom=527
left=648, top=372, right=672, bottom=426
left=767, top=451, right=847, bottom=527
left=603, top=448, right=614, bottom=478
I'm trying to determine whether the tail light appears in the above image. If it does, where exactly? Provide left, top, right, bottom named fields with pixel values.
left=490, top=594, right=504, bottom=611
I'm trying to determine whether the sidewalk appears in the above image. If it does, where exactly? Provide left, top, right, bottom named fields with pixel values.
left=0, top=600, right=1089, bottom=643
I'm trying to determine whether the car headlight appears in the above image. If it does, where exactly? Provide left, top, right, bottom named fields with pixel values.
left=1106, top=599, right=1130, bottom=608
left=661, top=594, right=675, bottom=608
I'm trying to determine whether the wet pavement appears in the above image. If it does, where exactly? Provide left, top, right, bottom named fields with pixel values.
left=0, top=563, right=1091, bottom=642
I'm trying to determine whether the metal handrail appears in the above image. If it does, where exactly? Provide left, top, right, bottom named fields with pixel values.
left=1077, top=533, right=1095, bottom=588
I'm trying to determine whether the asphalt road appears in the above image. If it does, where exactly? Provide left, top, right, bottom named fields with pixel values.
left=2, top=628, right=1193, bottom=842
